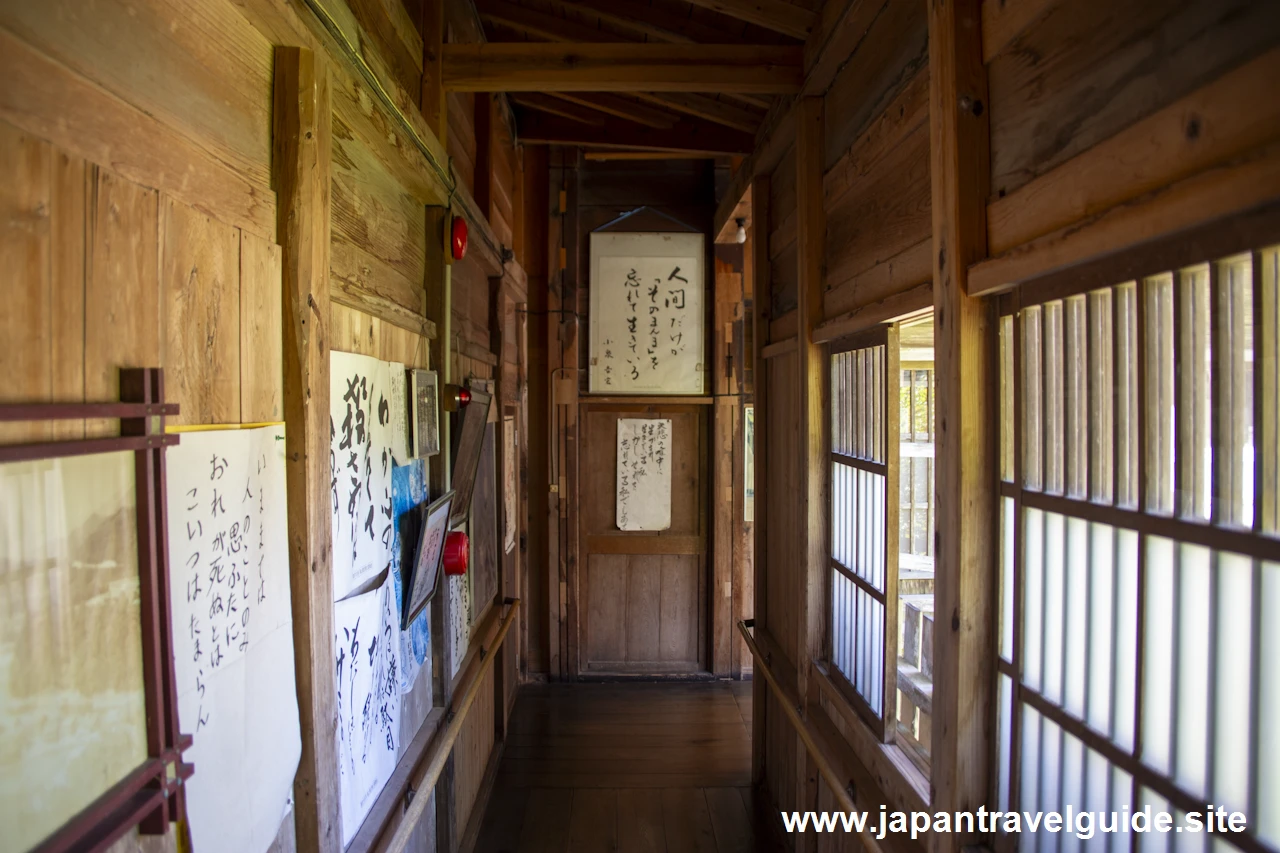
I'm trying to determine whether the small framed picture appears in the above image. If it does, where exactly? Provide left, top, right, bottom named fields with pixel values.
left=411, top=369, right=440, bottom=458
left=402, top=490, right=453, bottom=628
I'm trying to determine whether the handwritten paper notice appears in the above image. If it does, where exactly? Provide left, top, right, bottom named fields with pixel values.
left=330, top=351, right=397, bottom=601
left=447, top=571, right=472, bottom=681
left=589, top=232, right=705, bottom=395
left=616, top=418, right=672, bottom=531
left=388, top=362, right=410, bottom=464
left=167, top=426, right=301, bottom=853
left=335, top=574, right=401, bottom=847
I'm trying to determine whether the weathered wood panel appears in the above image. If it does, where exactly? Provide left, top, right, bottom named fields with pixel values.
left=240, top=230, right=284, bottom=422
left=821, top=0, right=928, bottom=170
left=986, top=0, right=1280, bottom=198
left=86, top=168, right=162, bottom=437
left=824, top=116, right=931, bottom=317
left=0, top=124, right=86, bottom=444
left=0, top=0, right=274, bottom=191
left=162, top=195, right=242, bottom=426
left=0, top=26, right=275, bottom=241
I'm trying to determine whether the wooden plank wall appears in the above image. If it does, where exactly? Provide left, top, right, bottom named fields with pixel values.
left=0, top=0, right=532, bottom=851
left=749, top=0, right=1280, bottom=850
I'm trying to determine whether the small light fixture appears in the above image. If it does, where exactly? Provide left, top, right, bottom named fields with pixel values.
left=735, top=217, right=747, bottom=244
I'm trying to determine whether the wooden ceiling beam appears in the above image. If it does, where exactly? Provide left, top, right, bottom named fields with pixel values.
left=682, top=0, right=816, bottom=40
left=508, top=92, right=607, bottom=124
left=515, top=110, right=755, bottom=154
left=476, top=0, right=622, bottom=43
left=550, top=0, right=728, bottom=44
left=442, top=43, right=803, bottom=92
left=549, top=92, right=680, bottom=129
left=633, top=92, right=764, bottom=133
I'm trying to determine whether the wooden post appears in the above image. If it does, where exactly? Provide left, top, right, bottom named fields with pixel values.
left=794, top=95, right=826, bottom=834
left=749, top=174, right=770, bottom=787
left=795, top=95, right=826, bottom=705
left=420, top=0, right=447, bottom=148
left=928, top=1, right=996, bottom=850
left=273, top=45, right=341, bottom=853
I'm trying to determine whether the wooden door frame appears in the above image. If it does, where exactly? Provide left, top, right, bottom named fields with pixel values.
left=571, top=397, right=712, bottom=678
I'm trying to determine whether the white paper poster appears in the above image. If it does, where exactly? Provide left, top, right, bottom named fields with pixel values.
left=334, top=574, right=401, bottom=847
left=447, top=571, right=471, bottom=681
left=387, top=362, right=410, bottom=464
left=616, top=418, right=672, bottom=531
left=166, top=426, right=301, bottom=853
left=589, top=232, right=705, bottom=395
left=330, top=351, right=396, bottom=601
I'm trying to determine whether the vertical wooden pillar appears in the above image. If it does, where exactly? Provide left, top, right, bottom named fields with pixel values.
left=273, top=45, right=340, bottom=853
left=420, top=0, right=446, bottom=149
left=928, top=0, right=996, bottom=850
left=749, top=175, right=770, bottom=787
left=795, top=95, right=826, bottom=833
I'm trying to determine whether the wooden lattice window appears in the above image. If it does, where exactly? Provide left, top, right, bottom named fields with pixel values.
left=995, top=248, right=1280, bottom=852
left=829, top=326, right=900, bottom=739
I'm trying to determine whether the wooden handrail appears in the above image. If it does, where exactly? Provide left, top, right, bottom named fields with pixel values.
left=372, top=597, right=522, bottom=853
left=739, top=619, right=893, bottom=853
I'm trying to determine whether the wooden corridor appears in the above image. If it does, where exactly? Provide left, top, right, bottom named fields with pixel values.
left=471, top=683, right=786, bottom=852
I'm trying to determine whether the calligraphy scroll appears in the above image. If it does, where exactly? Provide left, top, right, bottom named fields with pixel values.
left=615, top=418, right=673, bottom=531
left=330, top=351, right=398, bottom=601
left=589, top=232, right=706, bottom=395
left=334, top=573, right=401, bottom=847
left=166, top=426, right=301, bottom=853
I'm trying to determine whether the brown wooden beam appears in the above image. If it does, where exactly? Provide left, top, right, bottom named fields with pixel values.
left=420, top=0, right=446, bottom=147
left=442, top=43, right=803, bottom=93
left=927, top=0, right=996, bottom=850
left=509, top=92, right=606, bottom=125
left=477, top=0, right=623, bottom=43
left=515, top=110, right=755, bottom=154
left=273, top=45, right=341, bottom=853
left=549, top=92, right=679, bottom=129
left=682, top=0, right=816, bottom=40
left=551, top=0, right=726, bottom=44
left=634, top=92, right=764, bottom=133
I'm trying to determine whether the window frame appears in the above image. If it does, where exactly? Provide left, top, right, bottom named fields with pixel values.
left=994, top=246, right=1280, bottom=853
left=826, top=323, right=900, bottom=742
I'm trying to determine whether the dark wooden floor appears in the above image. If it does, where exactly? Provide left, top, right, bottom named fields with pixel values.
left=471, top=681, right=786, bottom=852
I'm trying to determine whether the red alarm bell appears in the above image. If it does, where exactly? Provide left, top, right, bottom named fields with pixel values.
left=443, top=531, right=469, bottom=575
left=451, top=215, right=468, bottom=261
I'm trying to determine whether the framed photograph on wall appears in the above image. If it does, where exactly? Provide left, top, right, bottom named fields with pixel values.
left=410, top=369, right=440, bottom=458
left=402, top=491, right=453, bottom=628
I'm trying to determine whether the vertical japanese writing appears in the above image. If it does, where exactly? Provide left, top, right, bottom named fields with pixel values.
left=597, top=256, right=696, bottom=392
left=615, top=418, right=674, bottom=532
left=175, top=446, right=270, bottom=729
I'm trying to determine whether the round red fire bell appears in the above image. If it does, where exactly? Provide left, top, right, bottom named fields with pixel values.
left=443, top=531, right=469, bottom=575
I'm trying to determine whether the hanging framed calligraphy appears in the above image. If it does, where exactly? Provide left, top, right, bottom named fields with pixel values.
left=588, top=231, right=706, bottom=395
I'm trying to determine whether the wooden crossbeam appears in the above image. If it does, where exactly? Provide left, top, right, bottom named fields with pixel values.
left=550, top=92, right=679, bottom=129
left=441, top=43, right=803, bottom=93
left=477, top=0, right=621, bottom=43
left=515, top=110, right=755, bottom=154
left=633, top=92, right=764, bottom=133
left=508, top=92, right=606, bottom=125
left=551, top=0, right=725, bottom=44
left=683, top=0, right=816, bottom=40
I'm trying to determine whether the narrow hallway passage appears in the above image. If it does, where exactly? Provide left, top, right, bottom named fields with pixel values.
left=472, top=683, right=784, bottom=852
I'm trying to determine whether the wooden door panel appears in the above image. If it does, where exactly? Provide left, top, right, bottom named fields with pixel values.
left=579, top=402, right=708, bottom=675
left=582, top=409, right=702, bottom=535
left=584, top=553, right=700, bottom=672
